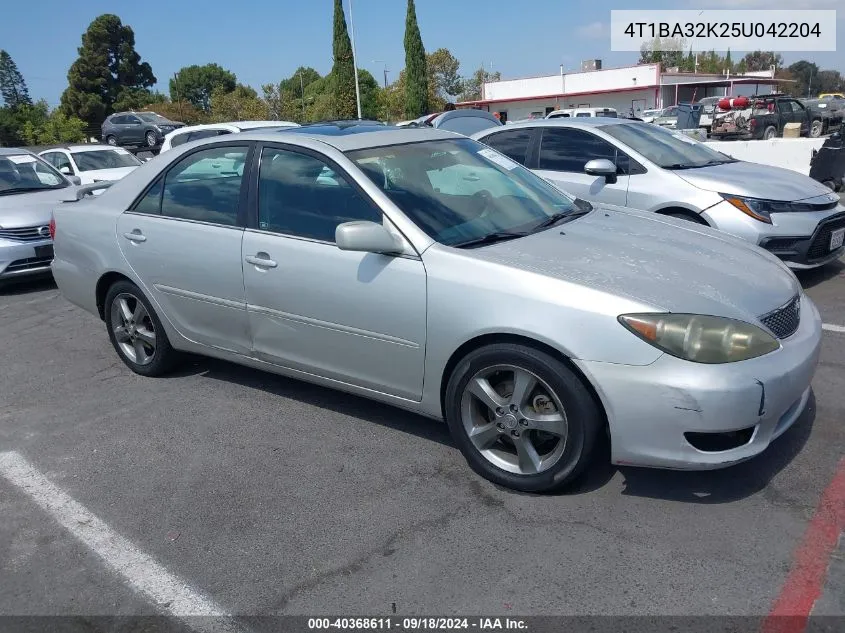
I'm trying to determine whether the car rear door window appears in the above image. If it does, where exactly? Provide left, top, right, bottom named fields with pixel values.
left=481, top=129, right=533, bottom=165
left=257, top=147, right=381, bottom=242
left=539, top=128, right=618, bottom=173
left=133, top=145, right=249, bottom=225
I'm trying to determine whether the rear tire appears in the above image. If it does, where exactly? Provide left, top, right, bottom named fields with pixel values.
left=105, top=135, right=117, bottom=146
left=763, top=126, right=777, bottom=140
left=104, top=280, right=180, bottom=377
left=810, top=120, right=823, bottom=138
left=444, top=343, right=602, bottom=493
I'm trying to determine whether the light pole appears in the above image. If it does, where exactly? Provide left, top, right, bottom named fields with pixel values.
left=348, top=0, right=363, bottom=119
left=299, top=68, right=306, bottom=121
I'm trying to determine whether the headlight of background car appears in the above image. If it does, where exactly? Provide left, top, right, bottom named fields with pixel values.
left=720, top=194, right=774, bottom=223
left=618, top=313, right=780, bottom=363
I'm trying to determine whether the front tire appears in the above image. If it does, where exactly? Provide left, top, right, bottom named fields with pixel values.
left=145, top=131, right=158, bottom=147
left=444, top=343, right=601, bottom=492
left=105, top=135, right=117, bottom=146
left=763, top=125, right=777, bottom=140
left=104, top=280, right=179, bottom=376
left=810, top=120, right=823, bottom=138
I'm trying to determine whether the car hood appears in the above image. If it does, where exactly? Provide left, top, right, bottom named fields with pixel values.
left=80, top=166, right=138, bottom=182
left=675, top=160, right=832, bottom=201
left=466, top=206, right=800, bottom=322
left=0, top=187, right=77, bottom=228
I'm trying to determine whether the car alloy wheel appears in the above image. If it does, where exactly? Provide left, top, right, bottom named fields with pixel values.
left=110, top=292, right=156, bottom=365
left=461, top=364, right=569, bottom=475
left=106, top=136, right=117, bottom=146
left=146, top=131, right=157, bottom=147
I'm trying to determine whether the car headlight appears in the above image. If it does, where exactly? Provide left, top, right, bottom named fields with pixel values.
left=720, top=194, right=774, bottom=223
left=618, top=313, right=780, bottom=363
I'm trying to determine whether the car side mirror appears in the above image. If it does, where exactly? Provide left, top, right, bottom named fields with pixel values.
left=67, top=175, right=82, bottom=185
left=336, top=221, right=404, bottom=255
left=59, top=165, right=72, bottom=175
left=584, top=158, right=618, bottom=184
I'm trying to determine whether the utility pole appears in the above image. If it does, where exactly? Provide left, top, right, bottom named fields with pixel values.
left=299, top=68, right=306, bottom=121
left=172, top=73, right=184, bottom=120
left=348, top=0, right=363, bottom=119
left=373, top=60, right=389, bottom=88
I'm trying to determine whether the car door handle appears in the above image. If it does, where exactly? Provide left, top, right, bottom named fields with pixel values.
left=245, top=254, right=278, bottom=269
left=123, top=231, right=146, bottom=243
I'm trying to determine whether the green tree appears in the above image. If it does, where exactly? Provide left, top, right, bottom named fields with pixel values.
left=0, top=100, right=48, bottom=145
left=788, top=60, right=820, bottom=98
left=724, top=49, right=732, bottom=73
left=60, top=14, right=156, bottom=128
left=682, top=48, right=695, bottom=73
left=22, top=107, right=86, bottom=145
left=428, top=48, right=461, bottom=104
left=0, top=50, right=31, bottom=109
left=403, top=0, right=428, bottom=118
left=738, top=51, right=783, bottom=72
left=170, top=63, right=237, bottom=112
left=331, top=0, right=357, bottom=119
left=209, top=84, right=268, bottom=122
left=638, top=37, right=686, bottom=68
left=459, top=67, right=501, bottom=102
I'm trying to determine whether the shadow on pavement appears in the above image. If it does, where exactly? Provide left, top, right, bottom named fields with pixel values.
left=617, top=391, right=816, bottom=504
left=0, top=277, right=57, bottom=296
left=797, top=258, right=845, bottom=290
left=176, top=357, right=815, bottom=503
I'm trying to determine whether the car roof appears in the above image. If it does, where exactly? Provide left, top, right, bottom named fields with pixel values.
left=170, top=121, right=298, bottom=134
left=234, top=122, right=460, bottom=151
left=483, top=117, right=630, bottom=132
left=0, top=147, right=35, bottom=156
left=41, top=144, right=118, bottom=153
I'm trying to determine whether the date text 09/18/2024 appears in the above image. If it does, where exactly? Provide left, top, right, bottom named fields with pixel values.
left=307, top=617, right=528, bottom=630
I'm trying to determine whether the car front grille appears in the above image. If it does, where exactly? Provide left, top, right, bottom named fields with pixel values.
left=4, top=256, right=53, bottom=273
left=0, top=225, right=51, bottom=242
left=760, top=295, right=801, bottom=339
left=807, top=214, right=845, bottom=261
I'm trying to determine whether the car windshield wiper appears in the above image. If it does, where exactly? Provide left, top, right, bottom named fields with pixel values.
left=452, top=231, right=529, bottom=249
left=664, top=158, right=738, bottom=170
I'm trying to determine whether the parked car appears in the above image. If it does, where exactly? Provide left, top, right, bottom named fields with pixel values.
left=696, top=96, right=722, bottom=134
left=0, top=148, right=82, bottom=283
left=160, top=120, right=299, bottom=153
left=52, top=123, right=822, bottom=492
left=546, top=107, right=618, bottom=119
left=401, top=109, right=502, bottom=135
left=653, top=105, right=679, bottom=129
left=39, top=145, right=143, bottom=185
left=711, top=95, right=819, bottom=140
left=818, top=93, right=845, bottom=100
left=640, top=108, right=663, bottom=124
left=473, top=118, right=844, bottom=269
left=101, top=111, right=185, bottom=148
left=800, top=97, right=844, bottom=137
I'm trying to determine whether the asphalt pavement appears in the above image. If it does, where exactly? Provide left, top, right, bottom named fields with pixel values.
left=1, top=260, right=844, bottom=627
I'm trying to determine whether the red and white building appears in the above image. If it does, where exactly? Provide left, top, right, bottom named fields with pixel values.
left=457, top=62, right=785, bottom=122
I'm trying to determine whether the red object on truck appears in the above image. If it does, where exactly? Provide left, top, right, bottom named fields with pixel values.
left=717, top=96, right=750, bottom=111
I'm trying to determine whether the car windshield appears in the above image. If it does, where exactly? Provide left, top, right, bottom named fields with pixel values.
left=0, top=153, right=68, bottom=194
left=601, top=121, right=735, bottom=169
left=72, top=148, right=142, bottom=172
left=137, top=113, right=168, bottom=123
left=347, top=138, right=581, bottom=247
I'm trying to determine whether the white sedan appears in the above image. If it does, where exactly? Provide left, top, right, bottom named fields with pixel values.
left=39, top=145, right=143, bottom=185
left=160, top=120, right=299, bottom=152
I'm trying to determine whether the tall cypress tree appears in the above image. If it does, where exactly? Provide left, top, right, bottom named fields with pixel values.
left=403, top=0, right=428, bottom=118
left=0, top=50, right=32, bottom=109
left=331, top=0, right=357, bottom=120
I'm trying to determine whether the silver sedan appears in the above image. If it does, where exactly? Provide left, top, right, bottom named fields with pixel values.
left=51, top=124, right=822, bottom=492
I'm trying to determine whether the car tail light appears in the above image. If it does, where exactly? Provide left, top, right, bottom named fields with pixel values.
left=49, top=215, right=56, bottom=240
left=749, top=118, right=757, bottom=129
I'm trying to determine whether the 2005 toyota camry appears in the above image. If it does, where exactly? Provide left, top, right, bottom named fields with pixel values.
left=51, top=122, right=822, bottom=492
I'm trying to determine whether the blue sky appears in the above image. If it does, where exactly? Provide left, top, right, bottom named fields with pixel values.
left=1, top=0, right=842, bottom=106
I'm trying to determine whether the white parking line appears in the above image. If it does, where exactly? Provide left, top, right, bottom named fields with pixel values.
left=823, top=324, right=845, bottom=333
left=0, top=451, right=243, bottom=633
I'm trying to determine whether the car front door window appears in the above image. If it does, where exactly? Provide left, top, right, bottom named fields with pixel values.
left=481, top=130, right=534, bottom=166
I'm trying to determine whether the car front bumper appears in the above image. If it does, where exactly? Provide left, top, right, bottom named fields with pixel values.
left=0, top=238, right=54, bottom=281
left=574, top=294, right=822, bottom=470
left=702, top=203, right=845, bottom=268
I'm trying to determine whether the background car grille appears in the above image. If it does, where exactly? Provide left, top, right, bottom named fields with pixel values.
left=807, top=214, right=845, bottom=261
left=0, top=226, right=50, bottom=242
left=760, top=295, right=801, bottom=339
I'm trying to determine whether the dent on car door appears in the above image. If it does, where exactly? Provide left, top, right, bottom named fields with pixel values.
left=116, top=144, right=253, bottom=353
left=241, top=145, right=427, bottom=400
left=534, top=127, right=629, bottom=207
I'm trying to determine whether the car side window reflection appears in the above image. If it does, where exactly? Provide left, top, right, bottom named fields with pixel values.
left=131, top=146, right=248, bottom=225
left=257, top=148, right=381, bottom=242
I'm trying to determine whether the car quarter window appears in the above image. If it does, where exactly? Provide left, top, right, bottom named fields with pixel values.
left=169, top=132, right=192, bottom=148
left=189, top=129, right=231, bottom=142
left=48, top=152, right=72, bottom=172
left=132, top=145, right=249, bottom=225
left=538, top=127, right=632, bottom=174
left=481, top=129, right=533, bottom=165
left=257, top=147, right=381, bottom=242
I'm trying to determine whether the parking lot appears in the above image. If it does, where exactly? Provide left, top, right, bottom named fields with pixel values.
left=1, top=259, right=844, bottom=624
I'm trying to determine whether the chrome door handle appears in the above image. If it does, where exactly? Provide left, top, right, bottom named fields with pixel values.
left=245, top=254, right=278, bottom=269
left=123, top=231, right=146, bottom=243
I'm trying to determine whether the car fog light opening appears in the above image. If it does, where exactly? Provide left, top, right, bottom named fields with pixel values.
left=618, top=313, right=780, bottom=363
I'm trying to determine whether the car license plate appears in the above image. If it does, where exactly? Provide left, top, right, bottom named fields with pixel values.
left=831, top=228, right=845, bottom=252
left=34, top=245, right=54, bottom=259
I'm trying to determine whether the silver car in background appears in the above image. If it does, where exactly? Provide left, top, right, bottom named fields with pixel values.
left=0, top=148, right=80, bottom=283
left=474, top=119, right=845, bottom=269
left=52, top=124, right=821, bottom=492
